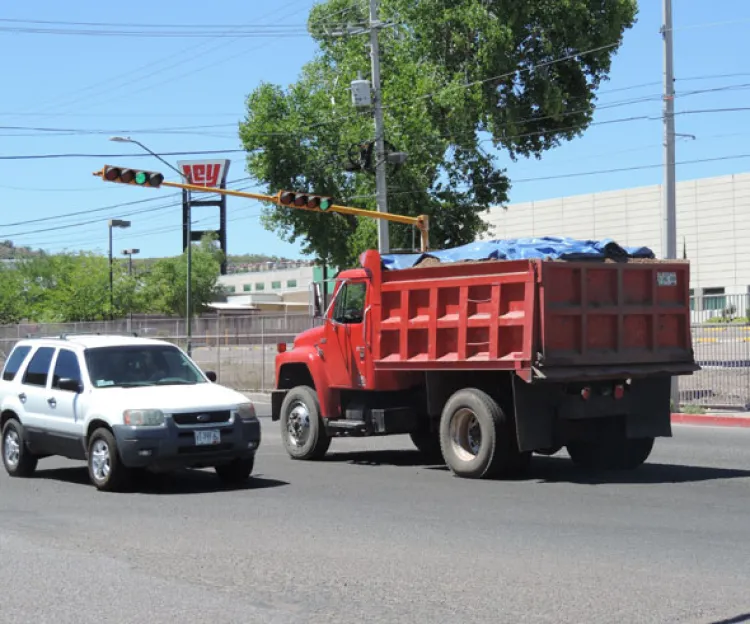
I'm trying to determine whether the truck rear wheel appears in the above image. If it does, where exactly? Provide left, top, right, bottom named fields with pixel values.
left=567, top=436, right=654, bottom=471
left=280, top=386, right=331, bottom=461
left=439, top=388, right=529, bottom=479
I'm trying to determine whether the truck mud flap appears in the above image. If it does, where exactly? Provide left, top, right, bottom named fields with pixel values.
left=271, top=389, right=288, bottom=422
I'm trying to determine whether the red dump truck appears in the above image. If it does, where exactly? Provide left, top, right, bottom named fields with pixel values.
left=271, top=247, right=698, bottom=479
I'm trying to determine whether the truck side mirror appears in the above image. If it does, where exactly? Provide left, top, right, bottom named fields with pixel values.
left=312, top=283, right=323, bottom=318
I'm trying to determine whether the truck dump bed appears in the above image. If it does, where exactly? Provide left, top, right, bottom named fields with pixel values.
left=364, top=251, right=696, bottom=381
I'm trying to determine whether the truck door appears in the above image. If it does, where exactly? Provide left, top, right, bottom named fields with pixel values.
left=324, top=280, right=369, bottom=388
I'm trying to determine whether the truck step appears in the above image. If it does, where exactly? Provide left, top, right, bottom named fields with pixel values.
left=327, top=419, right=367, bottom=432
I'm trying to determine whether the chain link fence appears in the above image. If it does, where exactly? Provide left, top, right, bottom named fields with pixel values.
left=0, top=314, right=319, bottom=392
left=0, top=299, right=749, bottom=409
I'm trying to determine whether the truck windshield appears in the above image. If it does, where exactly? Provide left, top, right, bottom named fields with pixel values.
left=84, top=345, right=206, bottom=388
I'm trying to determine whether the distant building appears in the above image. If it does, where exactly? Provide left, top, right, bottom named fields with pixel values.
left=487, top=171, right=750, bottom=319
left=215, top=263, right=335, bottom=314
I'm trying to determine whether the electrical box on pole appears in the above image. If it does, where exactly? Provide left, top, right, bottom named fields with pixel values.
left=351, top=78, right=372, bottom=109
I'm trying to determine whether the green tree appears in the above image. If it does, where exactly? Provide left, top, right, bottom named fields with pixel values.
left=142, top=235, right=224, bottom=317
left=239, top=0, right=637, bottom=268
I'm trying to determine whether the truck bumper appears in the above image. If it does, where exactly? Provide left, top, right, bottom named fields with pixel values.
left=513, top=375, right=673, bottom=453
left=112, top=418, right=261, bottom=470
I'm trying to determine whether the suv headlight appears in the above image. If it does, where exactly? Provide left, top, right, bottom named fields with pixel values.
left=237, top=403, right=257, bottom=422
left=123, top=409, right=165, bottom=426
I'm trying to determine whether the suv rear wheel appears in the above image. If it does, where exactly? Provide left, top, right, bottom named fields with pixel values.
left=2, top=418, right=38, bottom=477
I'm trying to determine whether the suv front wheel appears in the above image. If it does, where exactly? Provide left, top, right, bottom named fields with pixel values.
left=2, top=418, right=38, bottom=477
left=87, top=428, right=130, bottom=492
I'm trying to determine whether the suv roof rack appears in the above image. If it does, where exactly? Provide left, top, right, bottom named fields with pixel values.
left=24, top=331, right=139, bottom=340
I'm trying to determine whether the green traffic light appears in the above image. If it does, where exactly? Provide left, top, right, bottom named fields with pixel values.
left=135, top=171, right=148, bottom=185
left=320, top=198, right=332, bottom=211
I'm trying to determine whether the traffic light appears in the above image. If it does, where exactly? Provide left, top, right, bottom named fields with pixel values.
left=97, top=165, right=165, bottom=188
left=277, top=190, right=334, bottom=211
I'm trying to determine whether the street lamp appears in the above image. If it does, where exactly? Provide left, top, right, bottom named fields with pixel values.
left=121, top=248, right=140, bottom=332
left=121, top=248, right=140, bottom=275
left=108, top=219, right=131, bottom=320
left=109, top=136, right=194, bottom=355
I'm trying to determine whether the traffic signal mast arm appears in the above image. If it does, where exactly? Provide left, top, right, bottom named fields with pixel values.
left=93, top=165, right=430, bottom=252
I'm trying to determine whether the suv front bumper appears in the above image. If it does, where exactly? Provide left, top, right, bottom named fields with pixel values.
left=112, top=417, right=261, bottom=470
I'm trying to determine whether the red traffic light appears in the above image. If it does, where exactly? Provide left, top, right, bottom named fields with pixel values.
left=293, top=194, right=308, bottom=207
left=279, top=191, right=295, bottom=205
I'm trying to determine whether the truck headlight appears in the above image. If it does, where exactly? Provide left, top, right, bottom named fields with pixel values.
left=123, top=409, right=165, bottom=426
left=237, top=403, right=257, bottom=422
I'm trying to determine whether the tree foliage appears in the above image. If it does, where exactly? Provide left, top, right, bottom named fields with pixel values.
left=239, top=0, right=637, bottom=268
left=0, top=236, right=224, bottom=324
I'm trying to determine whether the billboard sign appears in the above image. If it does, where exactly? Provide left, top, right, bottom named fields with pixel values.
left=177, top=159, right=230, bottom=189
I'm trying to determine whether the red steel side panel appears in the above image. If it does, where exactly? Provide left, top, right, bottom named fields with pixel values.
left=538, top=260, right=693, bottom=367
left=370, top=259, right=537, bottom=371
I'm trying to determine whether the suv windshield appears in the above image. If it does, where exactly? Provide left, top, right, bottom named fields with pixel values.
left=84, top=344, right=206, bottom=388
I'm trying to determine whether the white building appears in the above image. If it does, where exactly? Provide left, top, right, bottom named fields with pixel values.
left=487, top=171, right=750, bottom=316
left=215, top=263, right=319, bottom=313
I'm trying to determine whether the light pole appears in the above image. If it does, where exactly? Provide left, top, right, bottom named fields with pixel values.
left=122, top=248, right=140, bottom=332
left=109, top=136, right=194, bottom=355
left=121, top=248, right=140, bottom=276
left=108, top=219, right=131, bottom=321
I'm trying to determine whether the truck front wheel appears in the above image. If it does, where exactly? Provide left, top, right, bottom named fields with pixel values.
left=567, top=436, right=654, bottom=471
left=280, top=386, right=331, bottom=460
left=439, top=388, right=529, bottom=479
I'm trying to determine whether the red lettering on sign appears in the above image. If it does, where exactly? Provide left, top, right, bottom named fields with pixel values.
left=181, top=163, right=222, bottom=187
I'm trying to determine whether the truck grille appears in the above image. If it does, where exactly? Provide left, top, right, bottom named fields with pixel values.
left=172, top=410, right=232, bottom=426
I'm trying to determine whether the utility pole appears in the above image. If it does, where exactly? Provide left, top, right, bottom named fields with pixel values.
left=369, top=0, right=390, bottom=254
left=662, top=0, right=676, bottom=262
left=662, top=0, right=680, bottom=410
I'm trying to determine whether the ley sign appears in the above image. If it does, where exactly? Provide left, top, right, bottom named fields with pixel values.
left=177, top=159, right=230, bottom=189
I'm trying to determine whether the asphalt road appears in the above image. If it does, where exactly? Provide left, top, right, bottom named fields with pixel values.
left=2, top=408, right=750, bottom=624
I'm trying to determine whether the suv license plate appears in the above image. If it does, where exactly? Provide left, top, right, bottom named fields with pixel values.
left=194, top=430, right=221, bottom=446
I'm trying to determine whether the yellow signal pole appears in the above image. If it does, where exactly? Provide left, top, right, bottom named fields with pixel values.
left=93, top=167, right=430, bottom=252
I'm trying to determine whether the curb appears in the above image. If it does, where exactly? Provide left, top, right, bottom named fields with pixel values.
left=671, top=413, right=750, bottom=428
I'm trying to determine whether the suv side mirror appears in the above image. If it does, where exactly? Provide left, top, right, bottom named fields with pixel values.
left=205, top=371, right=217, bottom=382
left=58, top=378, right=82, bottom=393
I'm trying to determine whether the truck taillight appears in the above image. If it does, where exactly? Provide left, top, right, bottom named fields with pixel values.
left=277, top=343, right=287, bottom=353
left=614, top=384, right=625, bottom=400
left=581, top=387, right=591, bottom=400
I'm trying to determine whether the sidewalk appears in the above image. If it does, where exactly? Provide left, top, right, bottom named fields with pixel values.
left=245, top=391, right=750, bottom=428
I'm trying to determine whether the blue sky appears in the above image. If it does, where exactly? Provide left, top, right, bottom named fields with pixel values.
left=1, top=0, right=749, bottom=261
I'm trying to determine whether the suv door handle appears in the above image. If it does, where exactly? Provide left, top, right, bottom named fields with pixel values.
left=47, top=397, right=56, bottom=408
left=18, top=393, right=26, bottom=403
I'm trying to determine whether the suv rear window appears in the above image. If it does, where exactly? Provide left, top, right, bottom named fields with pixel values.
left=2, top=345, right=31, bottom=381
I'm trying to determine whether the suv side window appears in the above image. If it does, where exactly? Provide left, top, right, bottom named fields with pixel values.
left=2, top=345, right=31, bottom=381
left=22, top=347, right=55, bottom=388
left=332, top=281, right=367, bottom=324
left=52, top=349, right=82, bottom=390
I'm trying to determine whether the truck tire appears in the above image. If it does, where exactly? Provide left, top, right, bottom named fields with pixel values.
left=2, top=418, right=38, bottom=478
left=409, top=430, right=444, bottom=464
left=439, top=388, right=529, bottom=479
left=567, top=436, right=654, bottom=471
left=87, top=427, right=130, bottom=492
left=280, top=386, right=331, bottom=460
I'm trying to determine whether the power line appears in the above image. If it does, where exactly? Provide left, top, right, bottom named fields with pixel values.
left=18, top=0, right=310, bottom=118
left=0, top=148, right=248, bottom=160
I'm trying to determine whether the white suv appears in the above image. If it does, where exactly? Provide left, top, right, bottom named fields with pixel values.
left=0, top=334, right=261, bottom=491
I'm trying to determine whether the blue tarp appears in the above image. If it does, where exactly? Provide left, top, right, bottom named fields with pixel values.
left=380, top=237, right=655, bottom=270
